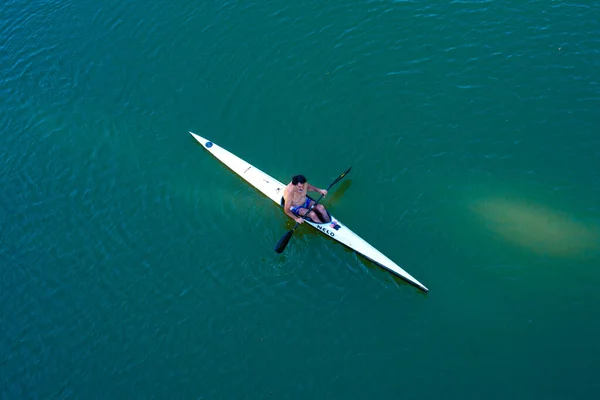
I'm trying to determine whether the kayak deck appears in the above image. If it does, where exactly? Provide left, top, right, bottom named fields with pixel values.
left=189, top=131, right=428, bottom=292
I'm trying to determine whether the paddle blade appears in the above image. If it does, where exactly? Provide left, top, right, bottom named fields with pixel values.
left=274, top=230, right=294, bottom=253
left=329, top=167, right=352, bottom=189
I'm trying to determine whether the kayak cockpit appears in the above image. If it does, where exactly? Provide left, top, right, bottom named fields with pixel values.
left=280, top=196, right=332, bottom=224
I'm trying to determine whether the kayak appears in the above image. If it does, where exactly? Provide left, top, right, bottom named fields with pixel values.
left=189, top=132, right=429, bottom=292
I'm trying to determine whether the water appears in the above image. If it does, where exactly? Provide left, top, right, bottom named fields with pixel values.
left=1, top=0, right=599, bottom=398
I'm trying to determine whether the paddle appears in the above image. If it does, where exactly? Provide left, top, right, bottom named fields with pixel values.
left=274, top=167, right=352, bottom=253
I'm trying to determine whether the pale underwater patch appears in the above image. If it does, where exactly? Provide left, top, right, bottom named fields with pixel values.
left=470, top=198, right=600, bottom=257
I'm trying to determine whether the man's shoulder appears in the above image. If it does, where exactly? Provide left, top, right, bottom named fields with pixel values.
left=283, top=183, right=292, bottom=195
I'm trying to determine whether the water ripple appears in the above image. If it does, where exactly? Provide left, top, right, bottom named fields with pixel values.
left=2, top=0, right=599, bottom=397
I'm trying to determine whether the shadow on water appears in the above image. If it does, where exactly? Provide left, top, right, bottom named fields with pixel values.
left=274, top=213, right=426, bottom=293
left=327, top=179, right=352, bottom=204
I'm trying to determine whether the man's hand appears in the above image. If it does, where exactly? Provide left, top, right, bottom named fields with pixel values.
left=296, top=217, right=304, bottom=224
left=320, top=189, right=328, bottom=196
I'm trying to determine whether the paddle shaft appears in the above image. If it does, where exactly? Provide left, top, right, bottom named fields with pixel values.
left=289, top=193, right=325, bottom=231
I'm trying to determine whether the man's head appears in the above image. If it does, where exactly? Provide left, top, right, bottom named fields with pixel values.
left=291, top=175, right=307, bottom=185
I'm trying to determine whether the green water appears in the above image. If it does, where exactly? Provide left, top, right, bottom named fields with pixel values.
left=1, top=0, right=599, bottom=398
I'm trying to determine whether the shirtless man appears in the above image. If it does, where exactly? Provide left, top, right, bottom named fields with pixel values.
left=283, top=175, right=330, bottom=224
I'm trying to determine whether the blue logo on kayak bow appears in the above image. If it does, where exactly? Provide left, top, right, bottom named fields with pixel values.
left=206, top=141, right=213, bottom=148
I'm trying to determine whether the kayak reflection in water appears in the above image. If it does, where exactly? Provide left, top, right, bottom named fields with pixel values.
left=283, top=174, right=330, bottom=224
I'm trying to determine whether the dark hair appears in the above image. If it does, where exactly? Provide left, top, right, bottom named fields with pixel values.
left=292, top=174, right=307, bottom=185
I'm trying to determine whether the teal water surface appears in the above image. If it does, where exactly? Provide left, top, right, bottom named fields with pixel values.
left=2, top=0, right=599, bottom=398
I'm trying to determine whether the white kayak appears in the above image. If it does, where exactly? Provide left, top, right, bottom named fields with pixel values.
left=189, top=132, right=429, bottom=292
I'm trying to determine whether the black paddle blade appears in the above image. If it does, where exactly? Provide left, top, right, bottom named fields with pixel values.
left=329, top=167, right=352, bottom=188
left=274, top=230, right=294, bottom=253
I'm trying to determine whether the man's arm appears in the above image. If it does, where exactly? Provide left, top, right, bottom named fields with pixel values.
left=307, top=183, right=327, bottom=196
